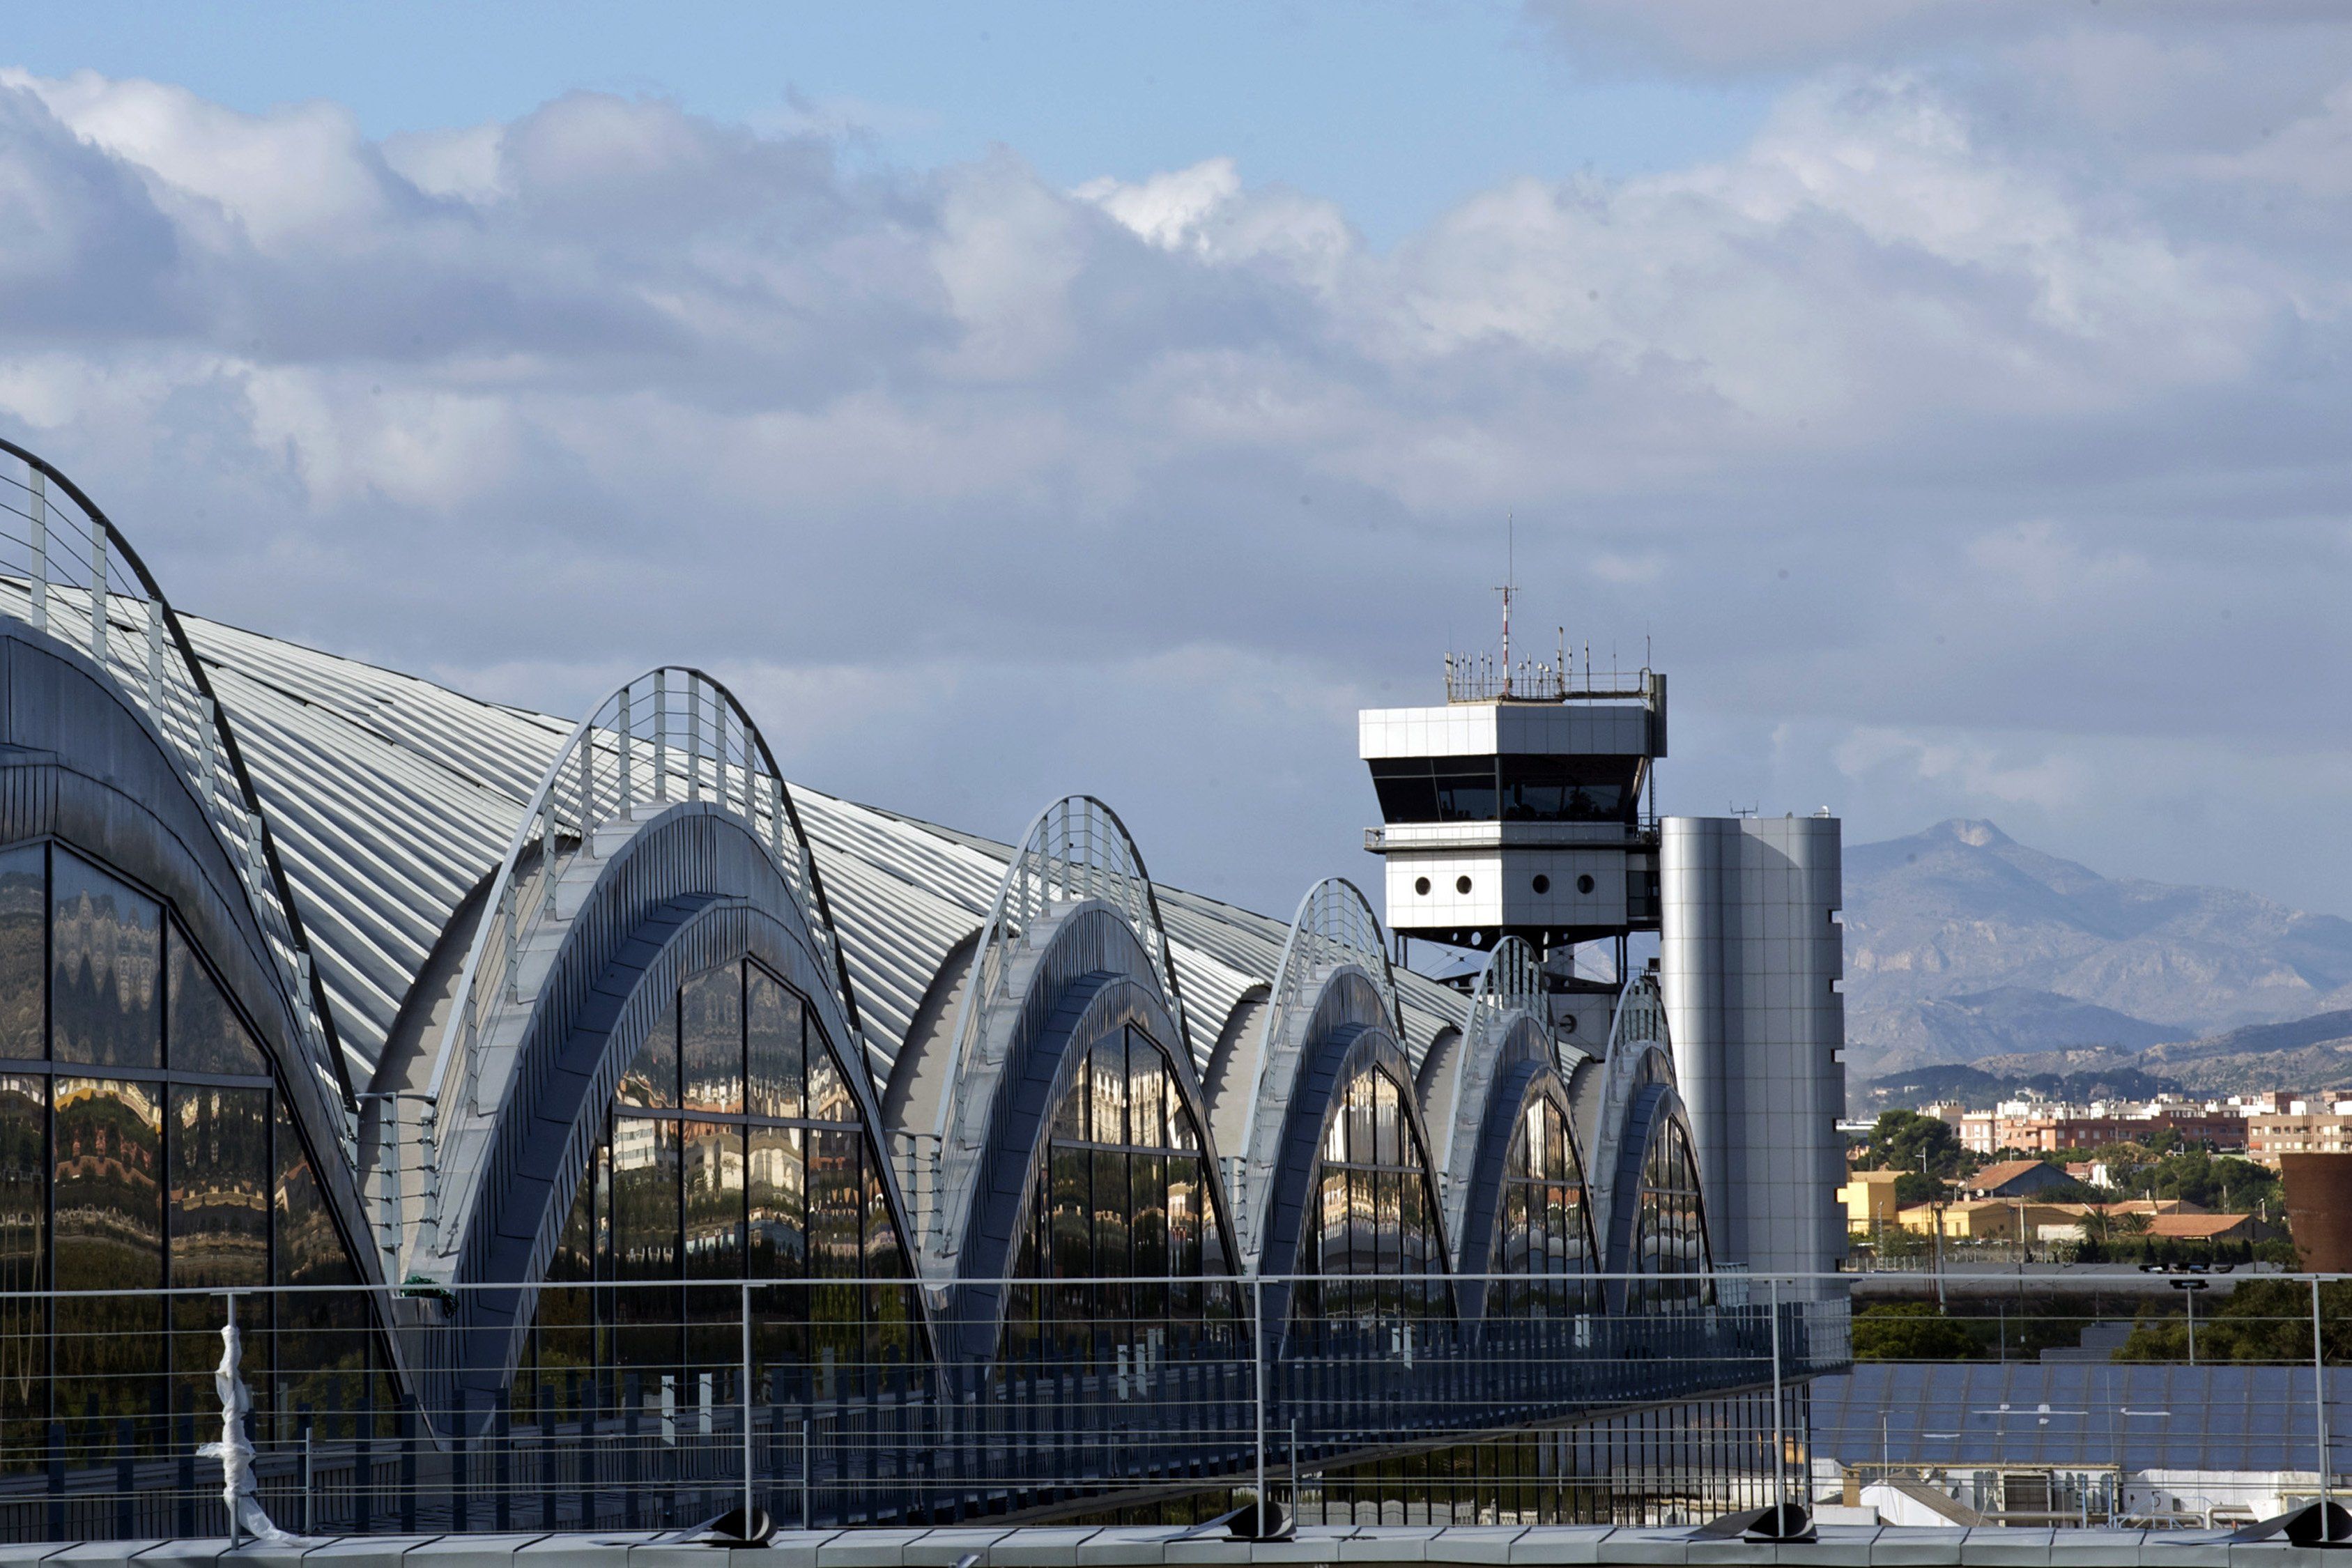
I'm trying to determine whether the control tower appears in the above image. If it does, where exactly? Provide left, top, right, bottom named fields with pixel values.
left=1359, top=617, right=1666, bottom=1035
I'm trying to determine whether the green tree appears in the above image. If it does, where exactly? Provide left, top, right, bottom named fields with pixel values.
left=1853, top=1302, right=1979, bottom=1361
left=2115, top=1279, right=2352, bottom=1363
left=1893, top=1169, right=1947, bottom=1207
left=1868, top=1110, right=1967, bottom=1181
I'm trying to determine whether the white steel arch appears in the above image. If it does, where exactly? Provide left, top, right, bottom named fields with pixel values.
left=410, top=666, right=854, bottom=1270
left=917, top=793, right=1189, bottom=1275
left=0, top=440, right=351, bottom=1130
left=1231, top=876, right=1397, bottom=1261
left=929, top=794, right=1187, bottom=1149
left=1583, top=968, right=1675, bottom=1259
left=1431, top=935, right=1551, bottom=1245
left=429, top=666, right=847, bottom=1105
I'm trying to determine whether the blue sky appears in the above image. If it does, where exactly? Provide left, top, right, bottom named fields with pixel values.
left=4, top=3, right=2352, bottom=926
left=4, top=1, right=1771, bottom=245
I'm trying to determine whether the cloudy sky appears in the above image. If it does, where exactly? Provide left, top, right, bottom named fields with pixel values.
left=3, top=1, right=2350, bottom=925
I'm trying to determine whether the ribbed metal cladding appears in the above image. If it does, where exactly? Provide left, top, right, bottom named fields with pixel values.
left=1659, top=815, right=1846, bottom=1298
left=175, top=611, right=1483, bottom=1131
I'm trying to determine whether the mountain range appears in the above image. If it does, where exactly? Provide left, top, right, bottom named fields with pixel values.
left=1842, top=819, right=2352, bottom=1099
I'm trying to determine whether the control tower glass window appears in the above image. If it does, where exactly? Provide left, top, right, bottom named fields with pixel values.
left=1499, top=757, right=1641, bottom=825
left=1371, top=757, right=1641, bottom=825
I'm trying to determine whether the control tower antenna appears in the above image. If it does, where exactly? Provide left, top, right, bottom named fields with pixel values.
left=1496, top=516, right=1515, bottom=697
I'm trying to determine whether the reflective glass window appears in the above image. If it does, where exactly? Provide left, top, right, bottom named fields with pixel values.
left=610, top=1114, right=680, bottom=1369
left=51, top=852, right=160, bottom=1069
left=611, top=1116, right=680, bottom=1282
left=682, top=1120, right=744, bottom=1277
left=55, top=1077, right=164, bottom=1431
left=1632, top=1112, right=1708, bottom=1309
left=806, top=1026, right=852, bottom=1124
left=748, top=1124, right=804, bottom=1278
left=0, top=845, right=42, bottom=1061
left=1291, top=1061, right=1450, bottom=1330
left=0, top=1075, right=40, bottom=1464
left=680, top=965, right=743, bottom=1115
left=546, top=959, right=919, bottom=1381
left=169, top=1085, right=269, bottom=1286
left=1011, top=1024, right=1234, bottom=1360
left=1089, top=1036, right=1127, bottom=1146
left=619, top=996, right=678, bottom=1110
left=167, top=925, right=266, bottom=1076
left=746, top=970, right=803, bottom=1120
left=1494, top=1095, right=1592, bottom=1317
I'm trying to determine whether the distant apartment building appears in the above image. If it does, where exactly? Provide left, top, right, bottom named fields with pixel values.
left=2245, top=1101, right=2352, bottom=1167
left=1893, top=1197, right=2224, bottom=1245
left=1838, top=1169, right=1903, bottom=1235
left=1958, top=1097, right=2249, bottom=1155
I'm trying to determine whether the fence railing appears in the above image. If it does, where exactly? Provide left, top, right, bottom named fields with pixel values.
left=0, top=1272, right=1846, bottom=1539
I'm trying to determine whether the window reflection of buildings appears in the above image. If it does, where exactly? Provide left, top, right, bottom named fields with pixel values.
left=1004, top=1024, right=1238, bottom=1367
left=1632, top=1114, right=1709, bottom=1309
left=1497, top=1095, right=1593, bottom=1318
left=1292, top=1062, right=1452, bottom=1334
left=0, top=838, right=371, bottom=1467
left=530, top=958, right=919, bottom=1397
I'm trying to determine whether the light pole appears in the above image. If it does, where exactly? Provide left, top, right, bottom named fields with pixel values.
left=2174, top=1277, right=2208, bottom=1365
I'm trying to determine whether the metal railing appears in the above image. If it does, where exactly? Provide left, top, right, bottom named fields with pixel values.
left=0, top=1273, right=1847, bottom=1539
left=1440, top=656, right=1653, bottom=706
left=1815, top=1270, right=2352, bottom=1531
left=0, top=443, right=350, bottom=1143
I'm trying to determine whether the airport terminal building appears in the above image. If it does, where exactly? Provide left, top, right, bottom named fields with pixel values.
left=0, top=441, right=1849, bottom=1536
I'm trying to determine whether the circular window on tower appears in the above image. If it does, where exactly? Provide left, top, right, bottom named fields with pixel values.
left=1532, top=874, right=1551, bottom=894
left=1576, top=873, right=1596, bottom=895
left=1455, top=875, right=1473, bottom=894
left=1414, top=876, right=1431, bottom=896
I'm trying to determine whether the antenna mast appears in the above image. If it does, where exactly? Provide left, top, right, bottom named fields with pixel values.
left=1496, top=516, right=1515, bottom=697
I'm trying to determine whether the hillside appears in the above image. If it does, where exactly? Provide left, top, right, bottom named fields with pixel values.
left=1843, top=820, right=2352, bottom=1086
left=1969, top=1010, right=2352, bottom=1097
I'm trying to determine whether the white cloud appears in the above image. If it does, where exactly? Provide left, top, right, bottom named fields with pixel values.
left=0, top=56, right=2346, bottom=915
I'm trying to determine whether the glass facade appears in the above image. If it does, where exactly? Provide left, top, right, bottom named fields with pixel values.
left=0, top=839, right=379, bottom=1467
left=1369, top=756, right=1643, bottom=826
left=1493, top=1094, right=1593, bottom=1316
left=1002, top=1024, right=1238, bottom=1363
left=528, top=958, right=920, bottom=1400
left=1291, top=1062, right=1452, bottom=1330
left=1630, top=1111, right=1709, bottom=1308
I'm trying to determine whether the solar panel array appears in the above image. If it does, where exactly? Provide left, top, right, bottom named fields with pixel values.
left=1811, top=1362, right=2352, bottom=1473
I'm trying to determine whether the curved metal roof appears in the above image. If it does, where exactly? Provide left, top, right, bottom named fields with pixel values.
left=178, top=614, right=1474, bottom=1094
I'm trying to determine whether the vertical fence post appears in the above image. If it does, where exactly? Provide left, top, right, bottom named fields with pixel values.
left=1252, top=1275, right=1268, bottom=1516
left=741, top=1282, right=755, bottom=1523
left=686, top=674, right=702, bottom=801
left=27, top=467, right=47, bottom=632
left=90, top=524, right=108, bottom=668
left=145, top=594, right=163, bottom=707
left=1768, top=1276, right=1786, bottom=1510
left=800, top=1417, right=812, bottom=1529
left=2316, top=1276, right=2332, bottom=1512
